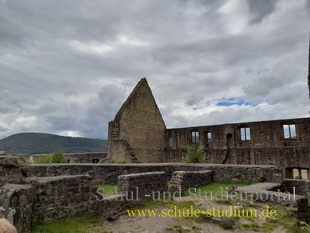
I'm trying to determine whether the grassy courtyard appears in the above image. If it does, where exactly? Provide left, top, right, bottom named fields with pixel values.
left=31, top=182, right=309, bottom=233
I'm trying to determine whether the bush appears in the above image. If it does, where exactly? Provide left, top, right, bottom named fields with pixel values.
left=35, top=152, right=67, bottom=164
left=183, top=145, right=207, bottom=163
left=50, top=151, right=67, bottom=163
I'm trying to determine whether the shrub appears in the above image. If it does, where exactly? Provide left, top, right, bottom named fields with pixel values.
left=50, top=151, right=67, bottom=163
left=183, top=145, right=207, bottom=163
left=35, top=152, right=67, bottom=164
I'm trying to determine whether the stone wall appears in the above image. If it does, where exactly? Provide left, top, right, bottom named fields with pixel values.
left=0, top=157, right=301, bottom=232
left=118, top=172, right=167, bottom=201
left=0, top=157, right=135, bottom=233
left=108, top=78, right=166, bottom=163
left=65, top=152, right=107, bottom=163
left=205, top=164, right=283, bottom=183
left=0, top=173, right=134, bottom=233
left=0, top=175, right=99, bottom=233
left=28, top=152, right=107, bottom=164
left=167, top=118, right=310, bottom=149
left=166, top=118, right=310, bottom=177
left=28, top=163, right=283, bottom=185
left=281, top=179, right=310, bottom=202
left=170, top=170, right=213, bottom=192
left=25, top=175, right=97, bottom=224
left=165, top=147, right=310, bottom=179
left=0, top=183, right=35, bottom=233
left=0, top=156, right=28, bottom=186
left=29, top=163, right=173, bottom=185
left=107, top=140, right=135, bottom=163
left=164, top=148, right=186, bottom=162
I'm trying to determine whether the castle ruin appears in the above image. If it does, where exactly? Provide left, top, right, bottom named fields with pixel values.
left=108, top=46, right=310, bottom=180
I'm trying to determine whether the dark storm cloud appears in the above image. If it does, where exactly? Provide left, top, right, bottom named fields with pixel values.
left=0, top=0, right=309, bottom=138
left=247, top=0, right=278, bottom=24
left=305, top=0, right=310, bottom=14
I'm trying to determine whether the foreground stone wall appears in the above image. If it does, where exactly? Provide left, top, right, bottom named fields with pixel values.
left=0, top=174, right=134, bottom=233
left=0, top=157, right=305, bottom=232
left=28, top=163, right=283, bottom=185
left=118, top=172, right=168, bottom=201
left=170, top=170, right=213, bottom=192
left=0, top=176, right=94, bottom=232
left=0, top=183, right=35, bottom=233
left=0, top=175, right=99, bottom=233
left=0, top=156, right=28, bottom=186
left=281, top=179, right=310, bottom=203
left=25, top=175, right=97, bottom=224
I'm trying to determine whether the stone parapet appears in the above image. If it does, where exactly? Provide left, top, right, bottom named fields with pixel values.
left=118, top=172, right=167, bottom=201
left=170, top=170, right=213, bottom=192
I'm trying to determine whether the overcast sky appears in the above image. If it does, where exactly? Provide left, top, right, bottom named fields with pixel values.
left=0, top=0, right=309, bottom=139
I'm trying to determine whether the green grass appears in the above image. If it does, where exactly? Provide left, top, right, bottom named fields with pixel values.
left=111, top=160, right=126, bottom=164
left=31, top=216, right=102, bottom=233
left=240, top=204, right=305, bottom=233
left=96, top=184, right=118, bottom=196
left=138, top=200, right=197, bottom=209
left=182, top=181, right=257, bottom=196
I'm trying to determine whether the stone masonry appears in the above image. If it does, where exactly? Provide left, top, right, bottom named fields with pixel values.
left=0, top=156, right=28, bottom=186
left=170, top=170, right=213, bottom=192
left=281, top=179, right=310, bottom=203
left=0, top=157, right=131, bottom=233
left=118, top=172, right=167, bottom=201
left=107, top=78, right=166, bottom=163
left=0, top=157, right=308, bottom=232
left=166, top=118, right=310, bottom=178
left=107, top=71, right=310, bottom=180
left=28, top=163, right=283, bottom=185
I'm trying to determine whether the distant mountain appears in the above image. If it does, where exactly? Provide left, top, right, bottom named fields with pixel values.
left=0, top=132, right=107, bottom=154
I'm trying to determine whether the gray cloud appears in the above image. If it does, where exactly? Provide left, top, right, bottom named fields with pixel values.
left=0, top=0, right=309, bottom=139
left=247, top=0, right=278, bottom=24
left=185, top=95, right=204, bottom=107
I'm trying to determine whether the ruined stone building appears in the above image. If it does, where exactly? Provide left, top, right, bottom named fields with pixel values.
left=107, top=78, right=166, bottom=163
left=107, top=48, right=310, bottom=180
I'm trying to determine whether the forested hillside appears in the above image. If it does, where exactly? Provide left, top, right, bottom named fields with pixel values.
left=0, top=133, right=107, bottom=154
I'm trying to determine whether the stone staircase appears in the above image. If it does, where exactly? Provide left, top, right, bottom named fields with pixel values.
left=112, top=125, right=120, bottom=140
left=126, top=146, right=139, bottom=163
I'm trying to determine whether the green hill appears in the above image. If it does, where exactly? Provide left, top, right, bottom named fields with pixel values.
left=0, top=132, right=107, bottom=154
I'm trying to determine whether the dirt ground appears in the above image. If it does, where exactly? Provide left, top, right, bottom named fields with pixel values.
left=98, top=197, right=291, bottom=233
